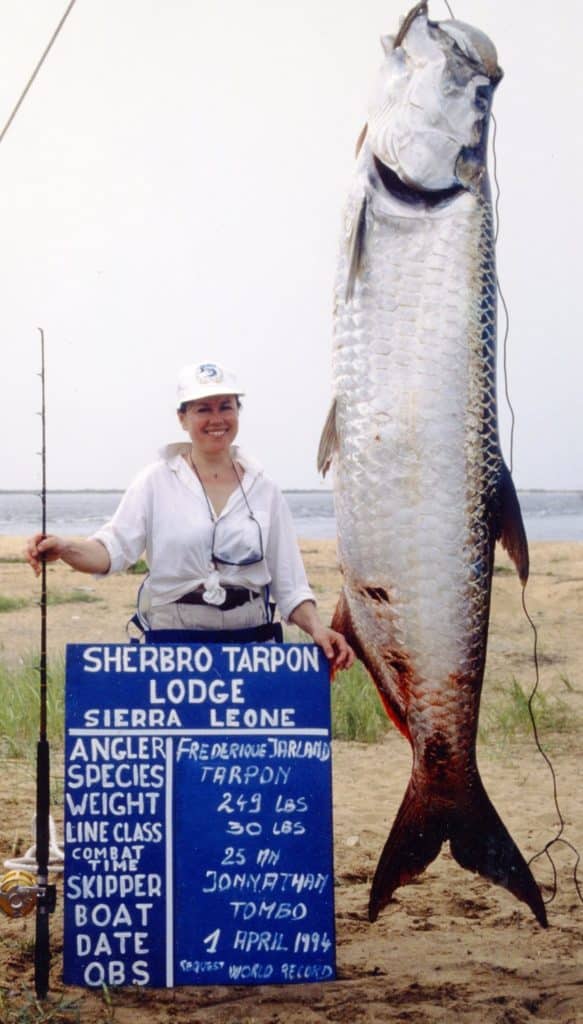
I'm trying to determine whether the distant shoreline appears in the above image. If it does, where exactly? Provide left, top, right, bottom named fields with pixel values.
left=1, top=488, right=582, bottom=496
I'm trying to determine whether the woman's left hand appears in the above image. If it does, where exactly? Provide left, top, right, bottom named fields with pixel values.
left=308, top=625, right=356, bottom=673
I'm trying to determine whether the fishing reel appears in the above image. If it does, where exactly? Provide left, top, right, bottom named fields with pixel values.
left=0, top=869, right=38, bottom=918
left=1, top=815, right=63, bottom=919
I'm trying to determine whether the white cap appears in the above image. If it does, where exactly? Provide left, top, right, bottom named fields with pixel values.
left=176, top=362, right=244, bottom=407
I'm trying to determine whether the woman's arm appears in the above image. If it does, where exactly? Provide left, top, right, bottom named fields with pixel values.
left=26, top=533, right=111, bottom=576
left=289, top=599, right=355, bottom=672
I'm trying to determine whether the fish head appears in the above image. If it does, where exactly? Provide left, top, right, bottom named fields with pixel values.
left=367, top=4, right=502, bottom=193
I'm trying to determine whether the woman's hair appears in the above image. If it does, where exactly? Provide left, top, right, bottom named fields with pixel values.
left=178, top=396, right=242, bottom=415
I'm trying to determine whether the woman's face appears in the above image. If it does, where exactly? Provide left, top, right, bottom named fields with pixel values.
left=178, top=394, right=239, bottom=455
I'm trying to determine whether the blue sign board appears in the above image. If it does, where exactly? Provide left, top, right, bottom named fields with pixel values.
left=63, top=643, right=336, bottom=987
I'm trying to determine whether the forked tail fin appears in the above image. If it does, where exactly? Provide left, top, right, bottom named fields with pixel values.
left=369, top=773, right=547, bottom=927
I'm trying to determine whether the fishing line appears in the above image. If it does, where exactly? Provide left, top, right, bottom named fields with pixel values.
left=489, top=110, right=516, bottom=475
left=441, top=0, right=516, bottom=476
left=445, top=0, right=582, bottom=911
left=0, top=0, right=79, bottom=149
left=488, top=18, right=582, bottom=914
left=520, top=585, right=583, bottom=906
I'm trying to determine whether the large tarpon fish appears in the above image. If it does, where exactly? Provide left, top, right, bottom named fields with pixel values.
left=319, top=1, right=547, bottom=927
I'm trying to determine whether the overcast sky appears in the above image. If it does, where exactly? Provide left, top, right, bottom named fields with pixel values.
left=0, top=0, right=581, bottom=492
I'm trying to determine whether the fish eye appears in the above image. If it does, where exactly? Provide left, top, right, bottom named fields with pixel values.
left=450, top=38, right=482, bottom=75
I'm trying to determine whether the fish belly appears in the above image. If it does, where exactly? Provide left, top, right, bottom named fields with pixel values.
left=333, top=188, right=499, bottom=765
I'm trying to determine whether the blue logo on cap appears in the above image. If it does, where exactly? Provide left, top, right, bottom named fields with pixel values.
left=196, top=363, right=223, bottom=383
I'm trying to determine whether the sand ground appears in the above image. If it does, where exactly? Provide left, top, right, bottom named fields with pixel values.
left=0, top=537, right=581, bottom=1023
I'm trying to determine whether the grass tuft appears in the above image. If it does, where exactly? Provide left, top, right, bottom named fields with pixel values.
left=331, top=661, right=389, bottom=742
left=0, top=985, right=81, bottom=1023
left=127, top=559, right=149, bottom=575
left=0, top=656, right=65, bottom=759
left=47, top=590, right=102, bottom=606
left=479, top=677, right=575, bottom=744
left=0, top=594, right=29, bottom=612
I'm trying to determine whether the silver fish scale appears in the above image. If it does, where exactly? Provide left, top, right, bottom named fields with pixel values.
left=333, top=176, right=501, bottom=746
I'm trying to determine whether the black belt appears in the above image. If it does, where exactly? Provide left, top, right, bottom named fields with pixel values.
left=143, top=623, right=284, bottom=645
left=176, top=587, right=259, bottom=611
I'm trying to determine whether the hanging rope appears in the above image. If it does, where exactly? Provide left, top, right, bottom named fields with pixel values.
left=0, top=0, right=79, bottom=148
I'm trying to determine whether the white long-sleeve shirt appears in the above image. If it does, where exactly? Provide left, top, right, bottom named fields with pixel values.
left=90, top=444, right=315, bottom=620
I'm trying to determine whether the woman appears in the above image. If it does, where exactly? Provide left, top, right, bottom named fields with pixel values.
left=26, top=362, right=354, bottom=671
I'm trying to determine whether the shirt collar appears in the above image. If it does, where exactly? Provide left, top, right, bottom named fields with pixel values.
left=160, top=443, right=263, bottom=482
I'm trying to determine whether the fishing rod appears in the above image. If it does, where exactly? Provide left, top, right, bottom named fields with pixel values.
left=34, top=327, right=57, bottom=998
left=0, top=332, right=58, bottom=990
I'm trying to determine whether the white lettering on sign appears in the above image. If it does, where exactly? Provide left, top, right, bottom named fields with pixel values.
left=180, top=959, right=225, bottom=975
left=233, top=930, right=288, bottom=953
left=222, top=646, right=320, bottom=674
left=228, top=963, right=274, bottom=980
left=149, top=677, right=245, bottom=706
left=82, top=645, right=213, bottom=675
left=267, top=739, right=330, bottom=760
left=66, top=874, right=163, bottom=899
left=209, top=707, right=295, bottom=729
left=69, top=736, right=166, bottom=762
left=229, top=901, right=308, bottom=921
left=82, top=960, right=150, bottom=987
left=73, top=902, right=153, bottom=927
left=65, top=791, right=161, bottom=817
left=83, top=707, right=182, bottom=728
left=281, top=962, right=334, bottom=981
left=67, top=763, right=165, bottom=790
left=201, top=872, right=329, bottom=895
left=199, top=765, right=291, bottom=786
left=76, top=931, right=150, bottom=957
left=175, top=740, right=269, bottom=761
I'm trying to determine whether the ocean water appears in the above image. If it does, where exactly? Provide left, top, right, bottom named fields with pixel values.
left=0, top=489, right=582, bottom=542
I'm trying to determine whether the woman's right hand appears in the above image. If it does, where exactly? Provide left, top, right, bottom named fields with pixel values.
left=25, top=533, right=66, bottom=576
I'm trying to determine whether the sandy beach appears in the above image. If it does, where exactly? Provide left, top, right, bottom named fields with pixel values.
left=0, top=535, right=582, bottom=1023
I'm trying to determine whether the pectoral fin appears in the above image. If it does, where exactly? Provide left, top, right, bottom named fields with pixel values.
left=496, top=463, right=529, bottom=584
left=317, top=398, right=338, bottom=477
left=345, top=195, right=368, bottom=303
